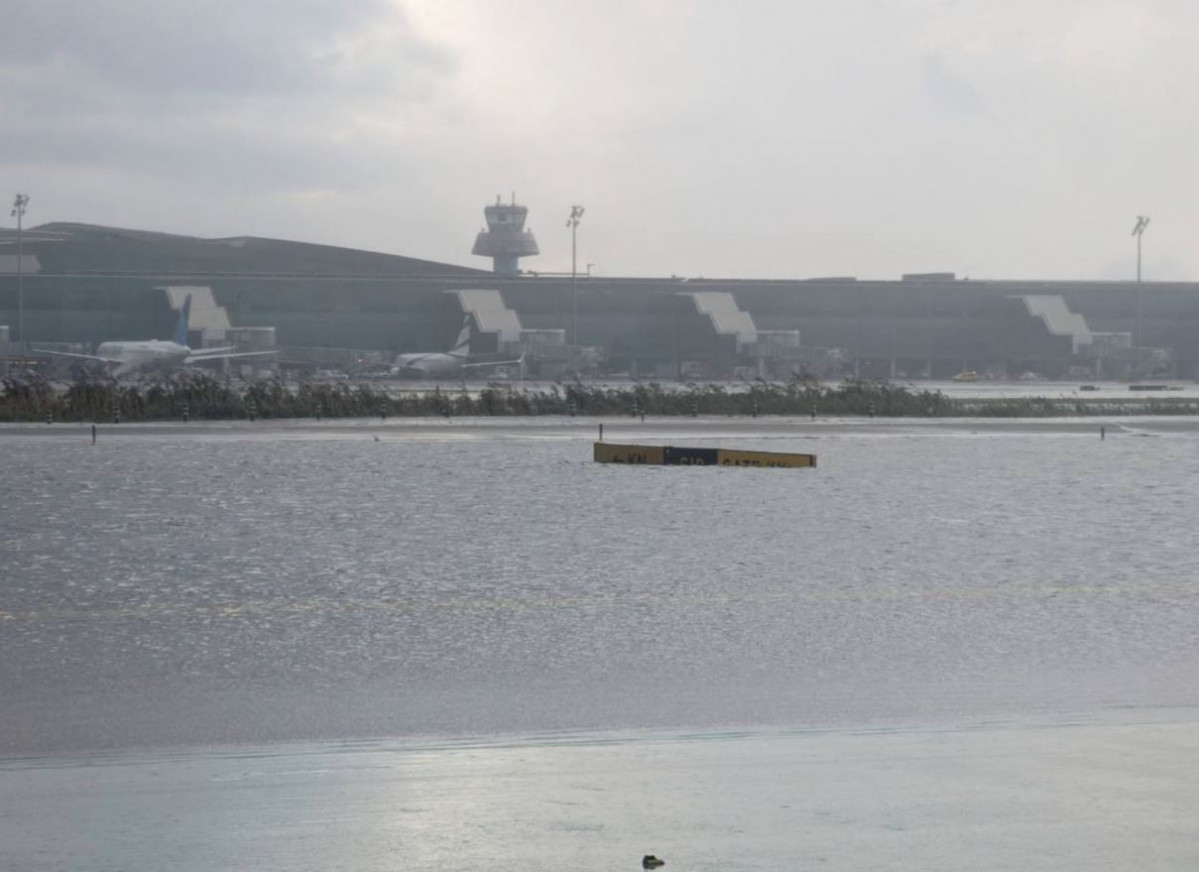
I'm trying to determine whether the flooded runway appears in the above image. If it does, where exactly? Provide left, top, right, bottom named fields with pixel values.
left=3, top=418, right=1198, bottom=868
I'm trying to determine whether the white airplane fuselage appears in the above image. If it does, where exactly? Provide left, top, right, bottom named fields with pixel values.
left=391, top=315, right=524, bottom=379
left=96, top=340, right=193, bottom=374
left=391, top=352, right=466, bottom=378
left=43, top=294, right=276, bottom=375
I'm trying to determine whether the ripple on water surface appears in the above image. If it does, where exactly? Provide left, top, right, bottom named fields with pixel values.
left=3, top=426, right=1199, bottom=753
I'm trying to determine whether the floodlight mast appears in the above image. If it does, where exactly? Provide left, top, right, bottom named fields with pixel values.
left=1132, top=215, right=1150, bottom=283
left=567, top=205, right=585, bottom=347
left=1131, top=215, right=1151, bottom=371
left=11, top=194, right=29, bottom=343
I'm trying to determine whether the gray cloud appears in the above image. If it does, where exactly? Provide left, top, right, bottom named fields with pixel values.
left=921, top=54, right=982, bottom=115
left=3, top=1, right=1198, bottom=281
left=0, top=0, right=453, bottom=198
left=0, top=1, right=447, bottom=99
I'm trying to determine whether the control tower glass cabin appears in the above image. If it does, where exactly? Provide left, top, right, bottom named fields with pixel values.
left=472, top=195, right=540, bottom=275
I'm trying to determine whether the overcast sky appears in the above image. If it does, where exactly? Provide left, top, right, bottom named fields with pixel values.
left=3, top=0, right=1197, bottom=280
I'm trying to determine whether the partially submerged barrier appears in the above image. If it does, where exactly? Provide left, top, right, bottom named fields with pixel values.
left=594, top=442, right=816, bottom=468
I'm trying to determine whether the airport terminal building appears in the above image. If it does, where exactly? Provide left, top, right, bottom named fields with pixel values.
left=0, top=213, right=1194, bottom=380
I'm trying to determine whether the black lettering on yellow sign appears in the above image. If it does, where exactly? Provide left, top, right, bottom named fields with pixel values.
left=716, top=449, right=816, bottom=468
left=594, top=443, right=666, bottom=464
left=595, top=443, right=815, bottom=469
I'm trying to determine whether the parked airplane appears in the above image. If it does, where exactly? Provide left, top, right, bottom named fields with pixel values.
left=391, top=317, right=524, bottom=378
left=42, top=295, right=276, bottom=375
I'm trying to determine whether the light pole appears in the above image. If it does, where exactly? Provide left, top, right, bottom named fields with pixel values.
left=11, top=194, right=29, bottom=343
left=1132, top=215, right=1150, bottom=283
left=1132, top=215, right=1150, bottom=369
left=567, top=205, right=584, bottom=346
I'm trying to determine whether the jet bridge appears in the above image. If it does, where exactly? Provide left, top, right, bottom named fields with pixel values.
left=160, top=285, right=230, bottom=345
left=448, top=289, right=523, bottom=354
left=677, top=291, right=759, bottom=350
left=1013, top=295, right=1093, bottom=354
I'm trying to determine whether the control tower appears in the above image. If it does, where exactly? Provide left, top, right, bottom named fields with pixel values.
left=471, top=195, right=540, bottom=275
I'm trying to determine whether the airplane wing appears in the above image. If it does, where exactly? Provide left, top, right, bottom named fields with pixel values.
left=38, top=349, right=124, bottom=365
left=183, top=349, right=279, bottom=364
left=183, top=346, right=237, bottom=358
left=461, top=353, right=525, bottom=370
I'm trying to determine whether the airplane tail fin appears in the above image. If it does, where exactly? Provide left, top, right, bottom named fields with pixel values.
left=451, top=316, right=472, bottom=356
left=173, top=295, right=192, bottom=346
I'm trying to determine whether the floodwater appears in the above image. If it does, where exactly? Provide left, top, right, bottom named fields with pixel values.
left=2, top=417, right=1198, bottom=870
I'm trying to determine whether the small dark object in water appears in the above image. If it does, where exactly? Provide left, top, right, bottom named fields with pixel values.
left=642, top=856, right=665, bottom=869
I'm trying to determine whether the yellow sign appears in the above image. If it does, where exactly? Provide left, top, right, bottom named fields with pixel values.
left=715, top=448, right=816, bottom=468
left=594, top=443, right=815, bottom=468
left=593, top=443, right=666, bottom=464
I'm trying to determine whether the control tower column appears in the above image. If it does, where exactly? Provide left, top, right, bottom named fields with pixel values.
left=471, top=195, right=540, bottom=275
